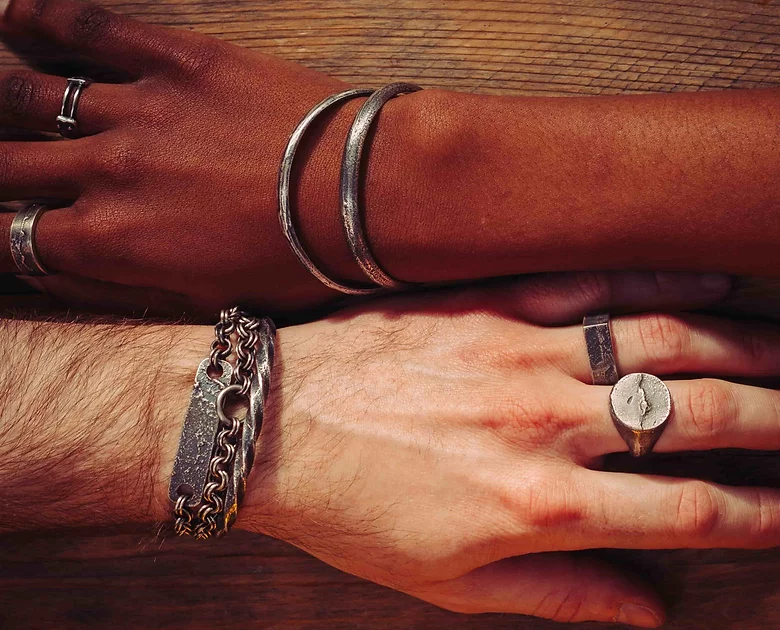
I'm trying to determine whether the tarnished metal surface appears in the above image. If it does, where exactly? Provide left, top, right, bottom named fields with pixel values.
left=609, top=372, right=671, bottom=457
left=168, top=359, right=233, bottom=506
left=583, top=313, right=619, bottom=385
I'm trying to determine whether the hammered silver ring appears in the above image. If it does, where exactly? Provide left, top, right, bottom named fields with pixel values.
left=9, top=204, right=52, bottom=276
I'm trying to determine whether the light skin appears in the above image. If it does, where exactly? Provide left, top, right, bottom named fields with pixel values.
left=3, top=271, right=780, bottom=628
left=0, top=0, right=777, bottom=315
left=0, top=1, right=776, bottom=626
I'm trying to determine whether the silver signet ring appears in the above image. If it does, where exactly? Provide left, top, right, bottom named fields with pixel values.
left=609, top=373, right=671, bottom=457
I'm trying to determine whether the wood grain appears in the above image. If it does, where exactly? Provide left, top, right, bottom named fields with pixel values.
left=0, top=1, right=779, bottom=629
left=3, top=0, right=780, bottom=96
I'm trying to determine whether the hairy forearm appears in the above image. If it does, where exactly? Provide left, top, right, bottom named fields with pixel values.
left=298, top=87, right=780, bottom=284
left=0, top=318, right=210, bottom=532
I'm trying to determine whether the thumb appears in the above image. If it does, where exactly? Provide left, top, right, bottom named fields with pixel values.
left=416, top=552, right=665, bottom=628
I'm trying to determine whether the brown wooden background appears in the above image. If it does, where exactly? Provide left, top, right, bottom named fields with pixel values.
left=1, top=1, right=779, bottom=629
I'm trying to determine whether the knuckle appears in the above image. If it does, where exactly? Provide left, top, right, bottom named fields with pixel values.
left=0, top=71, right=40, bottom=118
left=93, top=137, right=145, bottom=184
left=165, top=38, right=223, bottom=81
left=71, top=202, right=128, bottom=264
left=752, top=490, right=779, bottom=543
left=486, top=394, right=570, bottom=445
left=532, top=582, right=588, bottom=623
left=475, top=339, right=539, bottom=374
left=572, top=271, right=613, bottom=307
left=550, top=591, right=588, bottom=623
left=739, top=327, right=771, bottom=367
left=636, top=313, right=690, bottom=366
left=5, top=0, right=49, bottom=26
left=71, top=5, right=115, bottom=45
left=525, top=477, right=585, bottom=529
left=60, top=207, right=93, bottom=267
left=683, top=379, right=735, bottom=441
left=674, top=481, right=721, bottom=540
left=651, top=270, right=681, bottom=300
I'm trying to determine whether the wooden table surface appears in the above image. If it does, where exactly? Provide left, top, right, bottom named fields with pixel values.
left=1, top=1, right=779, bottom=629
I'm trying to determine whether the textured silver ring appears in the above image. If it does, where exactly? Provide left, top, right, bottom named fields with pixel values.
left=279, top=88, right=380, bottom=295
left=57, top=77, right=92, bottom=139
left=609, top=373, right=672, bottom=457
left=10, top=204, right=52, bottom=276
left=340, top=82, right=422, bottom=289
left=583, top=313, right=619, bottom=385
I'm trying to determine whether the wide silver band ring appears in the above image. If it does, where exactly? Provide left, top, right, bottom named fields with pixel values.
left=57, top=77, right=92, bottom=139
left=340, top=82, right=422, bottom=289
left=278, top=88, right=381, bottom=296
left=583, top=313, right=619, bottom=385
left=10, top=204, right=52, bottom=276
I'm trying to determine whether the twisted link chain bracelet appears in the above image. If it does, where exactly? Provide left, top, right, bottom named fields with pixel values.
left=169, top=307, right=276, bottom=539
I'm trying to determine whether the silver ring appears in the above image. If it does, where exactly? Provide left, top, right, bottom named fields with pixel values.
left=609, top=373, right=672, bottom=457
left=278, top=89, right=380, bottom=295
left=10, top=204, right=52, bottom=276
left=583, top=313, right=619, bottom=385
left=340, top=82, right=422, bottom=289
left=57, top=77, right=92, bottom=139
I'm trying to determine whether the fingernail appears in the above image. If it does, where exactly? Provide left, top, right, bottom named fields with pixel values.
left=0, top=0, right=10, bottom=21
left=699, top=273, right=731, bottom=294
left=616, top=603, right=663, bottom=628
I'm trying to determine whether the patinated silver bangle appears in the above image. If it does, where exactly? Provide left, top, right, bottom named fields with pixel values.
left=9, top=204, right=52, bottom=276
left=279, top=88, right=380, bottom=296
left=340, top=82, right=422, bottom=289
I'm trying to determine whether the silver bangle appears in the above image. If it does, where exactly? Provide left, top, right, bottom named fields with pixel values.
left=278, top=88, right=381, bottom=296
left=340, top=82, right=422, bottom=289
left=9, top=204, right=52, bottom=276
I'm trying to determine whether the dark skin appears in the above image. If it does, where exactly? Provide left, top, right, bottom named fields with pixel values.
left=0, top=0, right=776, bottom=317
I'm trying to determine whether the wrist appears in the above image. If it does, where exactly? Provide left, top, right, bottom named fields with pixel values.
left=0, top=320, right=212, bottom=532
left=233, top=324, right=312, bottom=539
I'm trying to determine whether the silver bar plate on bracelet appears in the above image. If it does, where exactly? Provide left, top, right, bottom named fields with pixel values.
left=168, top=359, right=233, bottom=507
left=220, top=321, right=277, bottom=536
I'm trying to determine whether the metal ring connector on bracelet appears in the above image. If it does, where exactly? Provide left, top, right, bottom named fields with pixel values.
left=10, top=204, right=52, bottom=276
left=340, top=82, right=422, bottom=289
left=57, top=77, right=92, bottom=139
left=278, top=88, right=381, bottom=296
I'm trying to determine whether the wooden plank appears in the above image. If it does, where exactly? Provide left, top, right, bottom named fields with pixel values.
left=0, top=1, right=778, bottom=628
